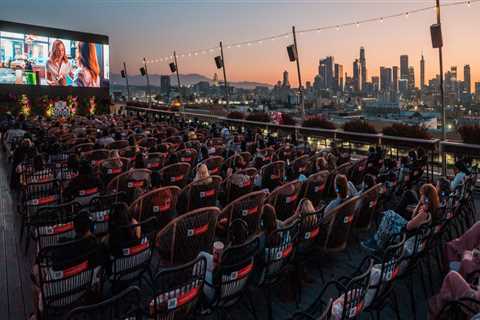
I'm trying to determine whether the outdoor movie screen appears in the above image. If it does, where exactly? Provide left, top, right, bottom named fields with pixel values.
left=0, top=30, right=109, bottom=88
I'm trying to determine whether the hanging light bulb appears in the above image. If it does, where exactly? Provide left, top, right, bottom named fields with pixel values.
left=336, top=25, right=340, bottom=31
left=467, top=1, right=471, bottom=7
left=380, top=17, right=384, bottom=23
left=356, top=22, right=360, bottom=28
left=405, top=12, right=409, bottom=18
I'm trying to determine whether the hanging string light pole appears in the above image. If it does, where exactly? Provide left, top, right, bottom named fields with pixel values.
left=215, top=41, right=229, bottom=109
left=291, top=26, right=305, bottom=121
left=431, top=0, right=447, bottom=175
left=121, top=62, right=131, bottom=102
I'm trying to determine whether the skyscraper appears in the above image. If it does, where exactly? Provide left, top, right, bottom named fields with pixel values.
left=334, top=63, right=344, bottom=92
left=379, top=67, right=392, bottom=92
left=319, top=56, right=334, bottom=89
left=392, top=66, right=399, bottom=92
left=475, top=82, right=480, bottom=102
left=282, top=70, right=290, bottom=88
left=451, top=66, right=458, bottom=80
left=359, top=47, right=367, bottom=92
left=464, top=65, right=471, bottom=93
left=400, top=55, right=409, bottom=81
left=353, top=59, right=362, bottom=92
left=371, top=76, right=380, bottom=93
left=408, top=67, right=415, bottom=91
left=420, top=54, right=425, bottom=90
left=160, top=75, right=171, bottom=93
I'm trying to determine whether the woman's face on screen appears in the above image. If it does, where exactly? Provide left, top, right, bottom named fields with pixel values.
left=58, top=42, right=65, bottom=58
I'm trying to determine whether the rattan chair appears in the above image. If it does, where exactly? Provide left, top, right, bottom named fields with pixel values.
left=159, top=163, right=191, bottom=188
left=156, top=207, right=219, bottom=266
left=147, top=256, right=207, bottom=320
left=302, top=170, right=330, bottom=208
left=178, top=176, right=223, bottom=214
left=265, top=180, right=303, bottom=222
left=353, top=184, right=383, bottom=232
left=107, top=140, right=129, bottom=150
left=129, top=186, right=181, bottom=233
left=64, top=286, right=142, bottom=320
left=261, top=160, right=285, bottom=191
left=106, top=169, right=152, bottom=204
left=176, top=148, right=198, bottom=166
left=219, top=190, right=267, bottom=242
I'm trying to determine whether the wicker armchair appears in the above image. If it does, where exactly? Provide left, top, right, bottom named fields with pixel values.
left=177, top=176, right=223, bottom=215
left=129, top=186, right=181, bottom=232
left=106, top=169, right=152, bottom=204
left=159, top=163, right=191, bottom=188
left=265, top=180, right=303, bottom=222
left=219, top=190, right=267, bottom=242
left=302, top=170, right=330, bottom=208
left=156, top=207, right=220, bottom=265
left=261, top=160, right=285, bottom=191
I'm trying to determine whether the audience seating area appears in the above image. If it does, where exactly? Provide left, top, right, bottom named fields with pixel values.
left=0, top=113, right=479, bottom=320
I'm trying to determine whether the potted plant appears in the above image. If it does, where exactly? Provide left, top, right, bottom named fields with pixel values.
left=246, top=112, right=271, bottom=123
left=458, top=125, right=480, bottom=145
left=302, top=115, right=336, bottom=130
left=342, top=119, right=377, bottom=134
left=382, top=123, right=432, bottom=140
left=226, top=111, right=245, bottom=120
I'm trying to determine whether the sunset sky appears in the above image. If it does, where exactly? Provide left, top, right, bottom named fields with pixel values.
left=2, top=0, right=479, bottom=88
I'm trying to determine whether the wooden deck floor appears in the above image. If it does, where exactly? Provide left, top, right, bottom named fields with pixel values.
left=0, top=149, right=477, bottom=319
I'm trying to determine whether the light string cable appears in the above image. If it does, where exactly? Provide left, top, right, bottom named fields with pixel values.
left=144, top=0, right=479, bottom=64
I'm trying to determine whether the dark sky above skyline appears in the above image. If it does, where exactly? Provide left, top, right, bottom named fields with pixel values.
left=1, top=0, right=479, bottom=87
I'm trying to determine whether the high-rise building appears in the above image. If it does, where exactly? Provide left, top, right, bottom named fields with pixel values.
left=420, top=54, right=425, bottom=90
left=379, top=67, right=392, bottom=92
left=451, top=66, right=458, bottom=80
left=475, top=82, right=480, bottom=102
left=160, top=75, right=171, bottom=93
left=408, top=67, right=415, bottom=91
left=353, top=59, right=362, bottom=92
left=334, top=63, right=344, bottom=92
left=400, top=55, right=409, bottom=81
left=319, top=56, right=334, bottom=89
left=392, top=66, right=399, bottom=92
left=371, top=76, right=380, bottom=93
left=464, top=65, right=471, bottom=93
left=399, top=79, right=409, bottom=95
left=282, top=70, right=290, bottom=88
left=359, top=47, right=367, bottom=92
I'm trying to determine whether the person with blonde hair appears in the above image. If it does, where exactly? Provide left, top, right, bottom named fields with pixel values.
left=194, top=163, right=212, bottom=184
left=46, top=39, right=73, bottom=86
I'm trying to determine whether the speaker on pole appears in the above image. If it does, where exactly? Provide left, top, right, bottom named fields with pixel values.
left=169, top=62, right=177, bottom=73
left=214, top=56, right=223, bottom=69
left=140, top=67, right=146, bottom=76
left=430, top=24, right=443, bottom=48
left=121, top=70, right=126, bottom=78
left=286, top=45, right=297, bottom=62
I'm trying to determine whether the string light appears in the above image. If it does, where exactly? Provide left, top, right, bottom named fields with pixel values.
left=142, top=0, right=480, bottom=64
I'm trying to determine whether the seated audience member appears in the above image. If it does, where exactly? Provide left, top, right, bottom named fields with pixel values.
left=64, top=160, right=103, bottom=205
left=194, top=163, right=212, bottom=184
left=429, top=271, right=480, bottom=320
left=357, top=174, right=376, bottom=194
left=445, top=222, right=480, bottom=277
left=30, top=213, right=105, bottom=320
left=450, top=160, right=470, bottom=192
left=24, top=155, right=54, bottom=184
left=324, top=174, right=355, bottom=219
left=106, top=203, right=141, bottom=256
left=361, top=183, right=440, bottom=252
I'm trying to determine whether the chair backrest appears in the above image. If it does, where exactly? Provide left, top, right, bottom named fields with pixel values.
left=88, top=192, right=126, bottom=236
left=100, top=157, right=130, bottom=184
left=214, top=236, right=260, bottom=304
left=159, top=163, right=191, bottom=188
left=321, top=196, right=360, bottom=253
left=179, top=176, right=223, bottom=214
left=260, top=219, right=299, bottom=286
left=106, top=169, right=152, bottom=203
left=220, top=190, right=267, bottom=242
left=37, top=240, right=97, bottom=319
left=224, top=171, right=255, bottom=204
left=129, top=186, right=181, bottom=232
left=23, top=180, right=61, bottom=214
left=83, top=149, right=111, bottom=169
left=138, top=137, right=158, bottom=148
left=274, top=144, right=295, bottom=162
left=69, top=143, right=94, bottom=154
left=176, top=148, right=198, bottom=166
left=145, top=152, right=168, bottom=171
left=149, top=256, right=207, bottom=320
left=32, top=201, right=82, bottom=251
left=353, top=183, right=383, bottom=231
left=348, top=158, right=368, bottom=186
left=261, top=160, right=285, bottom=191
left=335, top=260, right=373, bottom=320
left=303, top=170, right=330, bottom=208
left=199, top=156, right=224, bottom=176
left=107, top=140, right=129, bottom=150
left=265, top=180, right=303, bottom=222
left=119, top=146, right=139, bottom=162
left=290, top=155, right=312, bottom=178
left=156, top=207, right=219, bottom=265
left=64, top=286, right=142, bottom=320
left=296, top=199, right=324, bottom=251
left=109, top=218, right=157, bottom=287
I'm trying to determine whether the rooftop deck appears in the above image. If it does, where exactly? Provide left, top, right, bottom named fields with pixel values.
left=2, top=146, right=478, bottom=320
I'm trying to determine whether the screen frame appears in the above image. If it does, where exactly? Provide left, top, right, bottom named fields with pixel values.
left=0, top=20, right=109, bottom=99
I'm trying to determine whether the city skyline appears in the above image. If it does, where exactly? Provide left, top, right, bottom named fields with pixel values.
left=1, top=0, right=480, bottom=87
